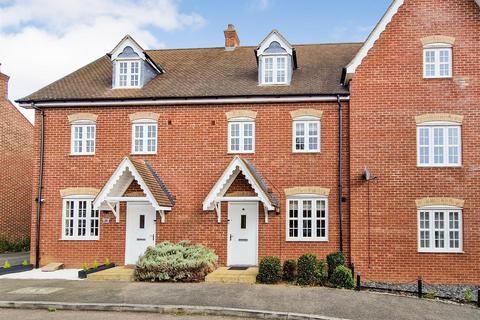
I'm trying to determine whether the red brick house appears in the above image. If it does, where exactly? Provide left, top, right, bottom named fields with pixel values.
left=17, top=0, right=480, bottom=285
left=0, top=67, right=33, bottom=242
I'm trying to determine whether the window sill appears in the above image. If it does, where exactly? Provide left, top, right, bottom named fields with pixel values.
left=292, top=151, right=320, bottom=154
left=227, top=151, right=255, bottom=154
left=286, top=238, right=329, bottom=243
left=423, top=76, right=453, bottom=80
left=417, top=165, right=462, bottom=168
left=69, top=153, right=95, bottom=157
left=418, top=250, right=463, bottom=254
left=130, top=152, right=157, bottom=156
left=59, top=238, right=99, bottom=241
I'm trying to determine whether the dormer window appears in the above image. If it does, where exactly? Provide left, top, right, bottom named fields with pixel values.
left=117, top=59, right=141, bottom=88
left=109, top=35, right=163, bottom=89
left=256, top=30, right=296, bottom=86
left=263, top=54, right=287, bottom=85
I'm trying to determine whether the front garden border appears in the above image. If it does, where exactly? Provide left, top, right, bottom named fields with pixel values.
left=0, top=264, right=33, bottom=276
left=78, top=264, right=116, bottom=279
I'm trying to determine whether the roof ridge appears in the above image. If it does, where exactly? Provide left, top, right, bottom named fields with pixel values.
left=145, top=42, right=364, bottom=52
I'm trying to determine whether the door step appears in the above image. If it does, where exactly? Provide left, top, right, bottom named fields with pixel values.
left=87, top=266, right=134, bottom=281
left=205, top=267, right=258, bottom=284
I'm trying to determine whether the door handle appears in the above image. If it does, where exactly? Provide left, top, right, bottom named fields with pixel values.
left=151, top=234, right=155, bottom=241
left=229, top=234, right=233, bottom=241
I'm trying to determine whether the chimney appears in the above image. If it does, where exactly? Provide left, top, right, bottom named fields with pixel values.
left=224, top=24, right=240, bottom=51
left=0, top=64, right=9, bottom=100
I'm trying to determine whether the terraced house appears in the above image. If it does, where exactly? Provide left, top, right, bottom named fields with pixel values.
left=18, top=0, right=480, bottom=285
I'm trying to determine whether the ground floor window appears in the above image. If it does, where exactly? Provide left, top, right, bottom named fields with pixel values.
left=418, top=208, right=462, bottom=253
left=62, top=197, right=99, bottom=240
left=287, top=197, right=328, bottom=241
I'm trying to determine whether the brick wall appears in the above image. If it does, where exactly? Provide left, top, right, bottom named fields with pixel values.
left=349, top=0, right=480, bottom=284
left=31, top=101, right=350, bottom=267
left=0, top=73, right=33, bottom=242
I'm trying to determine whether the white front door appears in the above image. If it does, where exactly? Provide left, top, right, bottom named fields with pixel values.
left=227, top=202, right=259, bottom=266
left=125, top=202, right=156, bottom=265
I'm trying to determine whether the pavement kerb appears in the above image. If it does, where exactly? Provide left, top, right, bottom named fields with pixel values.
left=0, top=301, right=351, bottom=320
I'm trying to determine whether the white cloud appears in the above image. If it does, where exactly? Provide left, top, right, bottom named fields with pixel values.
left=0, top=0, right=206, bottom=123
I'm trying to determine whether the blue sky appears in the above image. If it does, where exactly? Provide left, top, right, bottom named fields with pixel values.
left=0, top=0, right=391, bottom=123
left=156, top=0, right=390, bottom=48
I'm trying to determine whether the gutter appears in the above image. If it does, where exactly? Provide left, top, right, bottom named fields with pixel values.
left=30, top=103, right=45, bottom=269
left=18, top=95, right=349, bottom=109
left=336, top=95, right=344, bottom=253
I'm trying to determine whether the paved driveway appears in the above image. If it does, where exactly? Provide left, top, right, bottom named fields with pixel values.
left=0, top=279, right=479, bottom=320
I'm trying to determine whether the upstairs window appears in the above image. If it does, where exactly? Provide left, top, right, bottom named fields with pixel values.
left=228, top=119, right=255, bottom=153
left=423, top=44, right=452, bottom=78
left=262, top=56, right=287, bottom=85
left=71, top=121, right=96, bottom=156
left=132, top=121, right=157, bottom=155
left=62, top=197, right=99, bottom=240
left=417, top=122, right=461, bottom=167
left=117, top=60, right=141, bottom=88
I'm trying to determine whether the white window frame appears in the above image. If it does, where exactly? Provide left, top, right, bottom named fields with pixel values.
left=116, top=59, right=141, bottom=88
left=423, top=44, right=452, bottom=79
left=417, top=206, right=463, bottom=253
left=261, top=55, right=288, bottom=85
left=131, top=119, right=158, bottom=155
left=228, top=118, right=255, bottom=154
left=416, top=121, right=461, bottom=167
left=61, top=196, right=100, bottom=240
left=286, top=195, right=328, bottom=242
left=292, top=116, right=321, bottom=153
left=71, top=120, right=96, bottom=156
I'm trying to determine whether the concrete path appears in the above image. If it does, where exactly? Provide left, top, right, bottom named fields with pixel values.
left=0, top=279, right=478, bottom=320
left=0, top=252, right=29, bottom=266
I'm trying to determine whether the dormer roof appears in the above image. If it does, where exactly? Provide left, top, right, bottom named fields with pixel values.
left=108, top=35, right=164, bottom=74
left=256, top=29, right=293, bottom=56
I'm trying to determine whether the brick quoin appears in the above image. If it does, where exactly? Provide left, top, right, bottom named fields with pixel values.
left=349, top=0, right=480, bottom=284
left=30, top=102, right=350, bottom=268
left=0, top=72, right=33, bottom=242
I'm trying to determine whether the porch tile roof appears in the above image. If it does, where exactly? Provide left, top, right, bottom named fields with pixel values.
left=240, top=158, right=279, bottom=208
left=130, top=158, right=175, bottom=207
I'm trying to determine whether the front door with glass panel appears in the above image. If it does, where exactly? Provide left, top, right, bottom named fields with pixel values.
left=125, top=203, right=156, bottom=265
left=227, top=202, right=259, bottom=266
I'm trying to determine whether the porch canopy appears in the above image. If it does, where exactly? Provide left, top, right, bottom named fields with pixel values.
left=93, top=157, right=175, bottom=223
left=203, top=156, right=279, bottom=223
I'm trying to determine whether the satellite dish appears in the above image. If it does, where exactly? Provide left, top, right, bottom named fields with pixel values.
left=363, top=167, right=371, bottom=181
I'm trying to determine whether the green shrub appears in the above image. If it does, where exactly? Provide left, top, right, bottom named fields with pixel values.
left=21, top=260, right=29, bottom=267
left=315, top=260, right=328, bottom=285
left=330, top=265, right=354, bottom=289
left=326, top=252, right=345, bottom=279
left=0, top=237, right=30, bottom=254
left=425, top=289, right=437, bottom=299
left=82, top=262, right=89, bottom=272
left=92, top=260, right=99, bottom=269
left=104, top=258, right=111, bottom=266
left=282, top=259, right=297, bottom=282
left=297, top=253, right=322, bottom=286
left=3, top=261, right=11, bottom=269
left=256, top=256, right=282, bottom=284
left=464, top=288, right=474, bottom=303
left=134, top=241, right=218, bottom=282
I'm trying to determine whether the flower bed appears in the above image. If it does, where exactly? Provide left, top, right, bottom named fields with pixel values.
left=78, top=263, right=116, bottom=279
left=0, top=264, right=33, bottom=276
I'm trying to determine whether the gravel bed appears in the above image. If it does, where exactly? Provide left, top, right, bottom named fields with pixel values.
left=362, top=280, right=478, bottom=302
